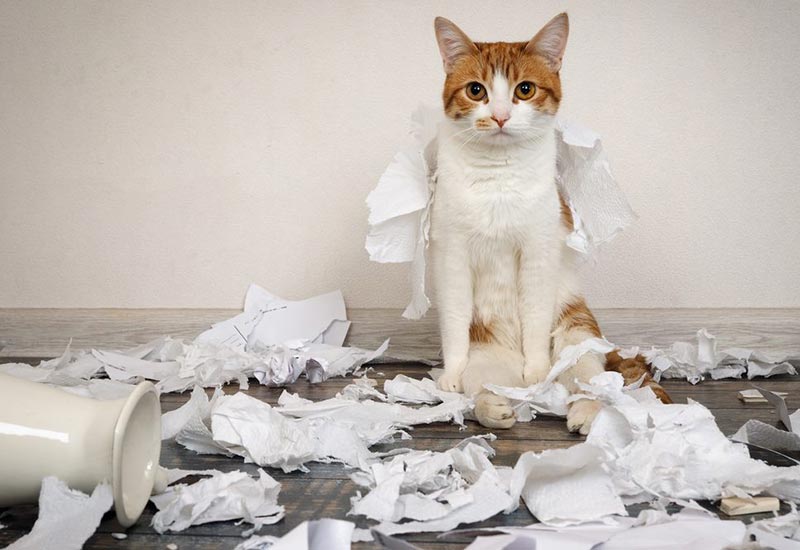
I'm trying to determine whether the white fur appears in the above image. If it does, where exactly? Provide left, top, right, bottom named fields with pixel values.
left=431, top=74, right=604, bottom=430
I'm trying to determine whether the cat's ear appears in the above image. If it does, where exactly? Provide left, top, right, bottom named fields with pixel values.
left=525, top=13, right=569, bottom=72
left=434, top=17, right=478, bottom=74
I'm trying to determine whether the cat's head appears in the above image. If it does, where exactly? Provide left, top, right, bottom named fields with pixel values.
left=434, top=14, right=568, bottom=145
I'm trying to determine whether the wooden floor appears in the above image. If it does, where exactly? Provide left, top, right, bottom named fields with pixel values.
left=1, top=308, right=799, bottom=549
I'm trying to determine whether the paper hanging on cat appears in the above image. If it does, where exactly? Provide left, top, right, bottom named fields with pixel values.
left=365, top=105, right=637, bottom=320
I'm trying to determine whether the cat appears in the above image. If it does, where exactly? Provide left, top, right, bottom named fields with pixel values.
left=430, top=13, right=670, bottom=434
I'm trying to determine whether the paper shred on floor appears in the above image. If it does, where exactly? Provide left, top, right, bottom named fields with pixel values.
left=4, top=477, right=112, bottom=550
left=150, top=470, right=284, bottom=535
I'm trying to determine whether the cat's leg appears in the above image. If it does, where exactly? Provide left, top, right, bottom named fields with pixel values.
left=519, top=240, right=562, bottom=384
left=432, top=232, right=473, bottom=393
left=551, top=297, right=607, bottom=434
left=462, top=344, right=524, bottom=429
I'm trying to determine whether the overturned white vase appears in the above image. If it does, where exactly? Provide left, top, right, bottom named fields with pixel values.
left=0, top=373, right=166, bottom=526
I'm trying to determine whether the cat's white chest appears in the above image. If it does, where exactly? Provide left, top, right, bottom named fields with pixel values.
left=434, top=149, right=559, bottom=241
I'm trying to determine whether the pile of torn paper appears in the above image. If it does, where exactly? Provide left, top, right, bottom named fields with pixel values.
left=0, top=284, right=388, bottom=395
left=631, top=328, right=796, bottom=384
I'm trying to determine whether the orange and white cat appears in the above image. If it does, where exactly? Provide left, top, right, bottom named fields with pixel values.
left=430, top=13, right=669, bottom=434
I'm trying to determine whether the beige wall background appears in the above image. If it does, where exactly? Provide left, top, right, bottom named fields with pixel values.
left=1, top=1, right=798, bottom=309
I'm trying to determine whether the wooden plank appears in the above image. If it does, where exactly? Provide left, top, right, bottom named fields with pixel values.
left=1, top=308, right=799, bottom=361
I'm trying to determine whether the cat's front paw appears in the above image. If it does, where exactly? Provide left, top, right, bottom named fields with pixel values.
left=522, top=355, right=551, bottom=385
left=437, top=369, right=464, bottom=393
left=566, top=398, right=602, bottom=435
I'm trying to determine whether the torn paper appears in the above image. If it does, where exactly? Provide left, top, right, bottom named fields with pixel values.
left=5, top=477, right=112, bottom=550
left=150, top=469, right=284, bottom=534
left=731, top=388, right=800, bottom=453
left=587, top=399, right=800, bottom=503
left=365, top=107, right=636, bottom=318
left=641, top=328, right=797, bottom=383
left=350, top=438, right=514, bottom=537
left=211, top=392, right=318, bottom=472
left=554, top=118, right=637, bottom=254
left=748, top=504, right=800, bottom=549
left=196, top=284, right=349, bottom=349
left=236, top=519, right=355, bottom=550
left=508, top=443, right=627, bottom=525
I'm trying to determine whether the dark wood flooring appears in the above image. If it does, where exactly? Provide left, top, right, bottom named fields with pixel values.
left=2, top=363, right=800, bottom=549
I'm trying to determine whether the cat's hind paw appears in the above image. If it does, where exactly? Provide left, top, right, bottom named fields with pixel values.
left=566, top=398, right=602, bottom=435
left=474, top=392, right=516, bottom=429
left=436, top=370, right=464, bottom=393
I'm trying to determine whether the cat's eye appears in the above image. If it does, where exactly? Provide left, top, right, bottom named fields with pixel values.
left=465, top=82, right=486, bottom=101
left=514, top=81, right=537, bottom=100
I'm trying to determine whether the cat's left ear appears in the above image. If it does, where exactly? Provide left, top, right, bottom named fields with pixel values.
left=434, top=17, right=478, bottom=74
left=525, top=13, right=569, bottom=72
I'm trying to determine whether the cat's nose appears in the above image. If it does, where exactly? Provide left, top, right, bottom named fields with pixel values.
left=491, top=115, right=509, bottom=128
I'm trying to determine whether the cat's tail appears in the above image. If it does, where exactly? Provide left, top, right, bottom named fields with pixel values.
left=554, top=297, right=672, bottom=404
left=604, top=350, right=672, bottom=404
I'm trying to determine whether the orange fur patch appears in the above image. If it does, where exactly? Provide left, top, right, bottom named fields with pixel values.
left=558, top=298, right=601, bottom=337
left=442, top=41, right=561, bottom=120
left=605, top=350, right=673, bottom=404
left=558, top=192, right=573, bottom=232
left=469, top=319, right=495, bottom=344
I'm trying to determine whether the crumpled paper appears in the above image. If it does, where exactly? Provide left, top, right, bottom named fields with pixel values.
left=161, top=376, right=473, bottom=473
left=0, top=285, right=388, bottom=393
left=4, top=477, right=113, bottom=550
left=636, top=328, right=796, bottom=384
left=349, top=436, right=506, bottom=532
left=747, top=504, right=800, bottom=549
left=365, top=106, right=637, bottom=319
left=376, top=507, right=748, bottom=550
left=150, top=469, right=284, bottom=535
left=587, top=397, right=800, bottom=503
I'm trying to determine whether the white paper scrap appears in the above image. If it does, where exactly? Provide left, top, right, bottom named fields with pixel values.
left=642, top=329, right=796, bottom=383
left=211, top=392, right=317, bottom=472
left=587, top=400, right=800, bottom=502
left=5, top=477, right=113, bottom=550
left=150, top=470, right=284, bottom=534
left=196, top=284, right=349, bottom=349
left=508, top=443, right=627, bottom=525
left=555, top=118, right=637, bottom=254
left=242, top=518, right=354, bottom=550
left=372, top=472, right=514, bottom=536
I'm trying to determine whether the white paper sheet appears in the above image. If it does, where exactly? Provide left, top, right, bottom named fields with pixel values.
left=587, top=399, right=800, bottom=503
left=5, top=478, right=113, bottom=550
left=235, top=519, right=355, bottom=550
left=196, top=284, right=349, bottom=349
left=150, top=469, right=284, bottom=534
left=731, top=387, right=800, bottom=453
left=508, top=444, right=627, bottom=525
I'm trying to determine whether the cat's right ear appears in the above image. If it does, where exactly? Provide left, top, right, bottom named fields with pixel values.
left=434, top=17, right=478, bottom=74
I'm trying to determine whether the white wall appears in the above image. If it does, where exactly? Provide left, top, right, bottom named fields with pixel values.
left=1, top=1, right=798, bottom=309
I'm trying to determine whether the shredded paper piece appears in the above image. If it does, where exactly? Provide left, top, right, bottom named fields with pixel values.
left=365, top=106, right=637, bottom=319
left=638, top=328, right=796, bottom=384
left=732, top=387, right=800, bottom=454
left=5, top=477, right=113, bottom=550
left=0, top=284, right=388, bottom=393
left=150, top=469, right=284, bottom=535
left=236, top=518, right=355, bottom=550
